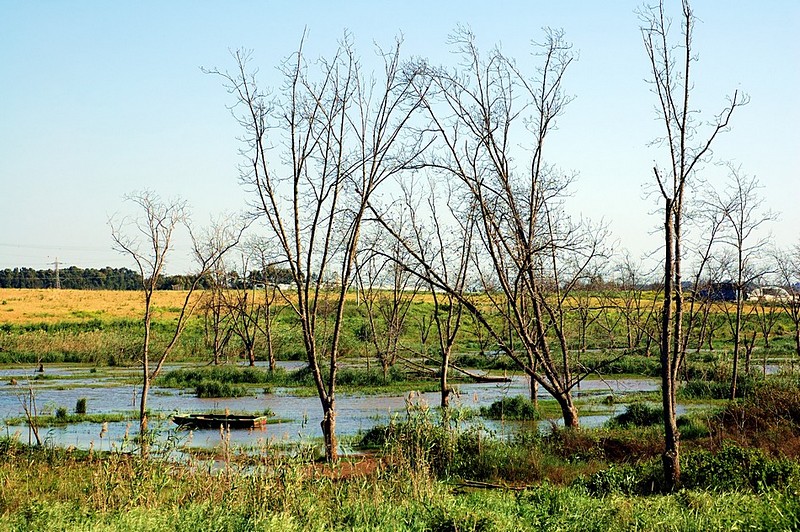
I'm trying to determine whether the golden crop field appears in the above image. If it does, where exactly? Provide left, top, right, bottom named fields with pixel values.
left=0, top=288, right=201, bottom=325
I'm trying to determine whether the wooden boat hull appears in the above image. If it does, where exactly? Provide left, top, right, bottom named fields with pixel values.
left=172, top=413, right=269, bottom=430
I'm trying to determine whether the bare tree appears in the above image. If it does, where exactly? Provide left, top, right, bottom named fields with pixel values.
left=640, top=0, right=746, bottom=487
left=223, top=251, right=264, bottom=367
left=202, top=258, right=234, bottom=365
left=211, top=35, right=426, bottom=461
left=707, top=167, right=775, bottom=398
left=752, top=290, right=782, bottom=350
left=249, top=238, right=285, bottom=372
left=356, top=236, right=420, bottom=382
left=110, top=191, right=242, bottom=455
left=408, top=184, right=475, bottom=409
left=376, top=28, right=606, bottom=427
left=612, top=255, right=659, bottom=356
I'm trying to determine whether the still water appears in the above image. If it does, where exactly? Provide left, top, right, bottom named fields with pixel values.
left=1, top=361, right=664, bottom=452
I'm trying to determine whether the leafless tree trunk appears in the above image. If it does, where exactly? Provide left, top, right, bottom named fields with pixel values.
left=111, top=192, right=242, bottom=456
left=753, top=296, right=781, bottom=350
left=211, top=35, right=426, bottom=461
left=640, top=0, right=745, bottom=488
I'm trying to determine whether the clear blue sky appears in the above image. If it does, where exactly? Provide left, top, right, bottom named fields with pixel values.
left=1, top=1, right=797, bottom=274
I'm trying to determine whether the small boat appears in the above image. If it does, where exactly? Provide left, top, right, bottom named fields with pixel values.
left=172, top=413, right=269, bottom=430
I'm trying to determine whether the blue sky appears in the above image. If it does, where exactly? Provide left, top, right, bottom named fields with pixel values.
left=1, top=1, right=797, bottom=274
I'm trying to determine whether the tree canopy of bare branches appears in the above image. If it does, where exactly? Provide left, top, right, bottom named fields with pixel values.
left=372, top=28, right=607, bottom=428
left=110, top=191, right=243, bottom=454
left=211, top=33, right=427, bottom=461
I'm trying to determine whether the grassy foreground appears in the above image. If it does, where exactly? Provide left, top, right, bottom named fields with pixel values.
left=1, top=442, right=798, bottom=532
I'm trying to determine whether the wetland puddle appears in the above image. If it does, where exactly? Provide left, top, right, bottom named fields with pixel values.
left=1, top=362, right=664, bottom=451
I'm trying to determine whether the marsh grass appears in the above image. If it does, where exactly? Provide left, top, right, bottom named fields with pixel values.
left=4, top=412, right=140, bottom=427
left=1, top=433, right=798, bottom=531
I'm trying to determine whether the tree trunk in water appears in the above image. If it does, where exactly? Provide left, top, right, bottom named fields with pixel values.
left=321, top=399, right=338, bottom=462
left=266, top=331, right=275, bottom=372
left=140, top=313, right=151, bottom=458
left=558, top=394, right=579, bottom=428
left=139, top=376, right=150, bottom=458
left=440, top=350, right=450, bottom=409
left=529, top=358, right=539, bottom=409
left=247, top=345, right=256, bottom=367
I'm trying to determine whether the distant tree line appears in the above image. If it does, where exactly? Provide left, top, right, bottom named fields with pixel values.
left=0, top=267, right=142, bottom=289
left=0, top=265, right=294, bottom=290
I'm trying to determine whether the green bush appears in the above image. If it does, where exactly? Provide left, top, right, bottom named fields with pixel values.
left=480, top=395, right=539, bottom=420
left=577, top=444, right=800, bottom=496
left=337, top=365, right=406, bottom=386
left=455, top=352, right=517, bottom=370
left=609, top=402, right=662, bottom=428
left=55, top=407, right=68, bottom=421
left=574, top=463, right=645, bottom=495
left=582, top=355, right=660, bottom=377
left=74, top=398, right=87, bottom=415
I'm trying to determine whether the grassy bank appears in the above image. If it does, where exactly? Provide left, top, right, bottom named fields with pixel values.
left=0, top=436, right=797, bottom=531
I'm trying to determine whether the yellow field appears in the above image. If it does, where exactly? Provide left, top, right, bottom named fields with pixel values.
left=0, top=288, right=201, bottom=325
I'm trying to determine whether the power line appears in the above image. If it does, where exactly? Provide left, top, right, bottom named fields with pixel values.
left=52, top=257, right=61, bottom=289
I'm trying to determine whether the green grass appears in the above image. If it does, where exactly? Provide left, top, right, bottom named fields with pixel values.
left=3, top=412, right=137, bottom=427
left=0, top=437, right=798, bottom=531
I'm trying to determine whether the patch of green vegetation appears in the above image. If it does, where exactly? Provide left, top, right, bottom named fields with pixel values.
left=607, top=402, right=662, bottom=428
left=70, top=310, right=106, bottom=319
left=158, top=366, right=291, bottom=388
left=4, top=412, right=137, bottom=427
left=679, top=374, right=759, bottom=399
left=480, top=395, right=539, bottom=420
left=194, top=381, right=252, bottom=398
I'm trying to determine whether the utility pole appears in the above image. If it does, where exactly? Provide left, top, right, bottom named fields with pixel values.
left=52, top=257, right=61, bottom=289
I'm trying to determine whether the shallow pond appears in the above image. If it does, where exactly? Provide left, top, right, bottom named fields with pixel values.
left=1, top=361, right=666, bottom=452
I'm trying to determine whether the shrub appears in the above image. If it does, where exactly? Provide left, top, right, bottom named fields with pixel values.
left=575, top=463, right=643, bottom=495
left=480, top=395, right=539, bottom=421
left=55, top=407, right=68, bottom=421
left=609, top=402, right=662, bottom=428
left=75, top=398, right=87, bottom=415
left=455, top=352, right=517, bottom=370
